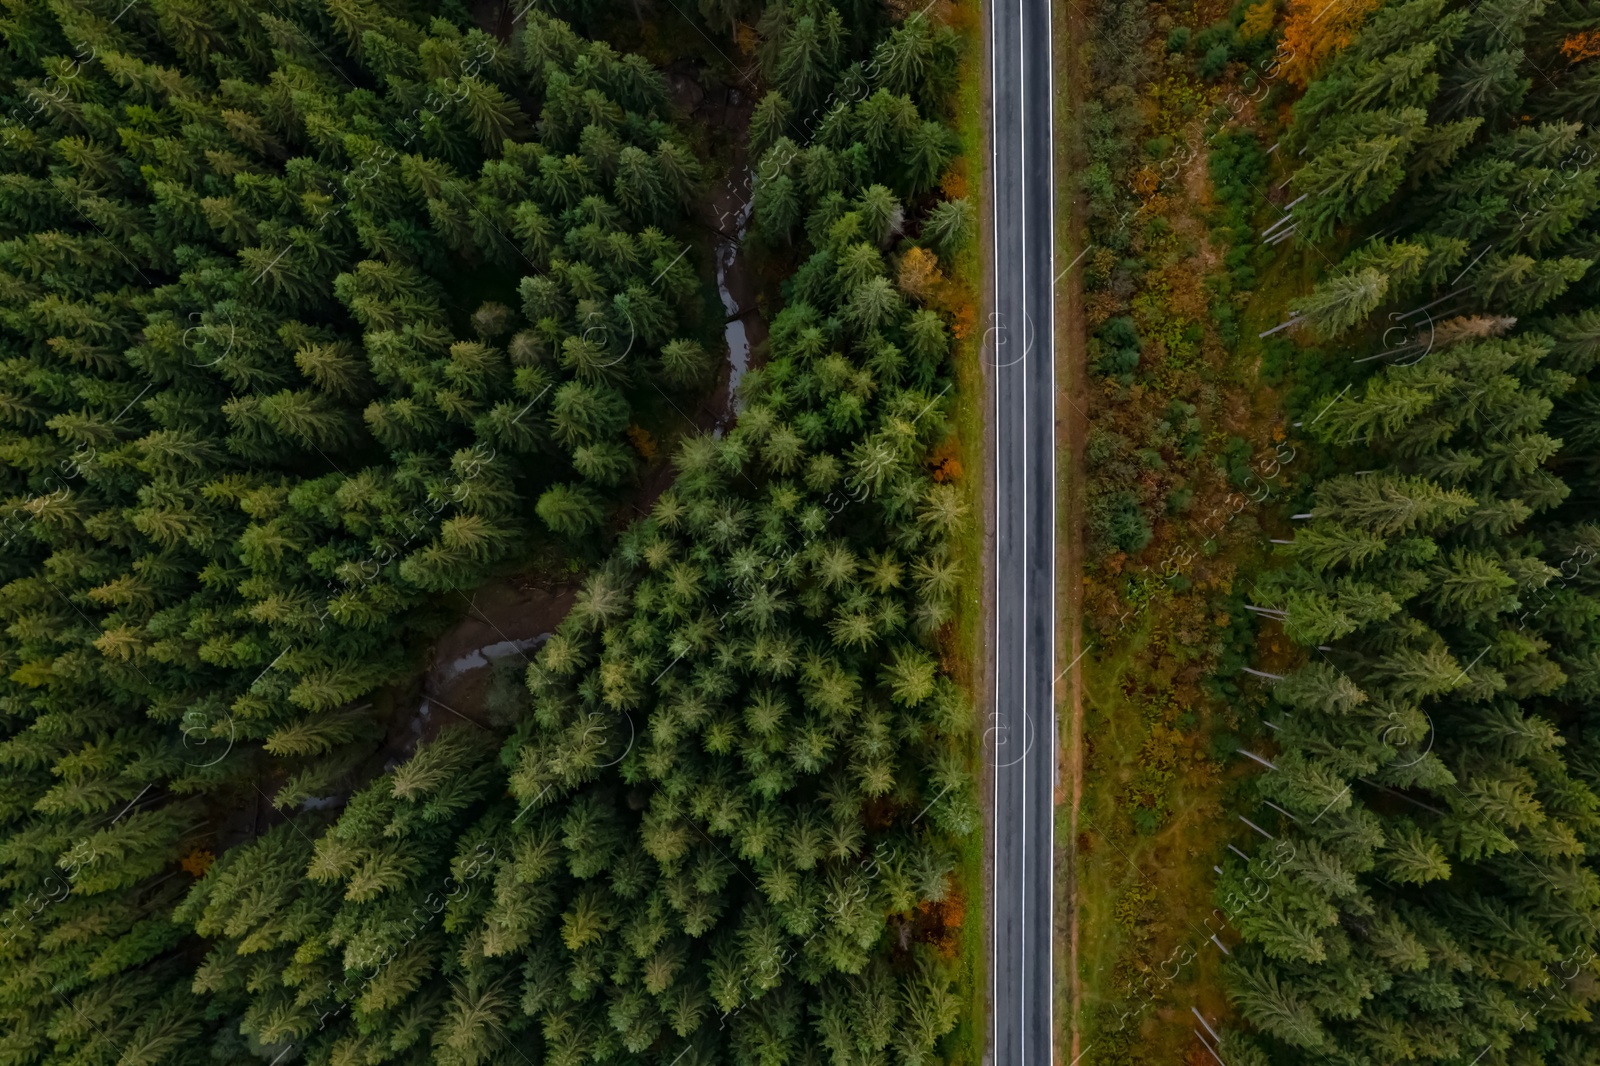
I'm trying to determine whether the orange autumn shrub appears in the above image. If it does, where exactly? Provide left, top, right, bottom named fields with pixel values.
left=949, top=300, right=975, bottom=339
left=928, top=436, right=964, bottom=482
left=945, top=0, right=978, bottom=32
left=1561, top=30, right=1600, bottom=62
left=734, top=22, right=758, bottom=56
left=1086, top=290, right=1122, bottom=329
left=1278, top=0, right=1383, bottom=87
left=626, top=424, right=658, bottom=461
left=916, top=891, right=966, bottom=957
left=181, top=848, right=215, bottom=877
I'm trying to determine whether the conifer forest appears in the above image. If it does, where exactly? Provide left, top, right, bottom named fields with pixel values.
left=0, top=0, right=979, bottom=1063
left=1218, top=1, right=1600, bottom=1060
left=6, top=0, right=1600, bottom=1062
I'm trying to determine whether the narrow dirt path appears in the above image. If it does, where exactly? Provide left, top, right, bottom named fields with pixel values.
left=1053, top=0, right=1090, bottom=1061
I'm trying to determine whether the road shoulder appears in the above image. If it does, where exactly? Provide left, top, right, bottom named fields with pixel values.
left=1051, top=0, right=1090, bottom=1061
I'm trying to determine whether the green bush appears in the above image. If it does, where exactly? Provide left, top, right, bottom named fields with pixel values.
left=1094, top=316, right=1144, bottom=383
left=1130, top=805, right=1166, bottom=834
left=1092, top=490, right=1155, bottom=553
left=1198, top=41, right=1232, bottom=79
left=1208, top=131, right=1268, bottom=299
left=1088, top=426, right=1133, bottom=468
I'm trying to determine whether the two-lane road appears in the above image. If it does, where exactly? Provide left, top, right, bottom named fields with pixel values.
left=987, top=0, right=1057, bottom=1061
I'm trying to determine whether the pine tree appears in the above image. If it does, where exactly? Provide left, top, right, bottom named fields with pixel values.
left=537, top=483, right=606, bottom=536
left=921, top=197, right=974, bottom=255
left=750, top=92, right=793, bottom=157
left=1310, top=474, right=1477, bottom=534
left=1292, top=267, right=1391, bottom=338
left=773, top=9, right=846, bottom=109
left=905, top=121, right=957, bottom=192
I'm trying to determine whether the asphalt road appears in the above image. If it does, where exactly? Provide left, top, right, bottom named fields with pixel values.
left=987, top=0, right=1057, bottom=1061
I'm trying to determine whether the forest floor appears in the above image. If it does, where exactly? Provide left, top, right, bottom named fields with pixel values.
left=424, top=580, right=577, bottom=717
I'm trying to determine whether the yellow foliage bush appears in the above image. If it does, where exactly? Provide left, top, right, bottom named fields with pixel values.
left=1239, top=0, right=1277, bottom=40
left=897, top=245, right=945, bottom=301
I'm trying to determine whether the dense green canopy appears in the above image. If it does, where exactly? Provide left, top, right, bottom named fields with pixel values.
left=1214, top=1, right=1600, bottom=1062
left=0, top=0, right=975, bottom=1063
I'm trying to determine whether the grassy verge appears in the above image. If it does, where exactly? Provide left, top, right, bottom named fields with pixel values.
left=940, top=0, right=990, bottom=1061
left=1075, top=619, right=1244, bottom=1062
left=1070, top=188, right=1393, bottom=1063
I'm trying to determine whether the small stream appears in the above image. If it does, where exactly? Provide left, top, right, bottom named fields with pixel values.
left=365, top=632, right=551, bottom=782
left=433, top=635, right=547, bottom=687
left=715, top=167, right=756, bottom=416
left=706, top=161, right=765, bottom=431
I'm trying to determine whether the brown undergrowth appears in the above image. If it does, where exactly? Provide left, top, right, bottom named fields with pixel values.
left=1068, top=0, right=1324, bottom=1062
